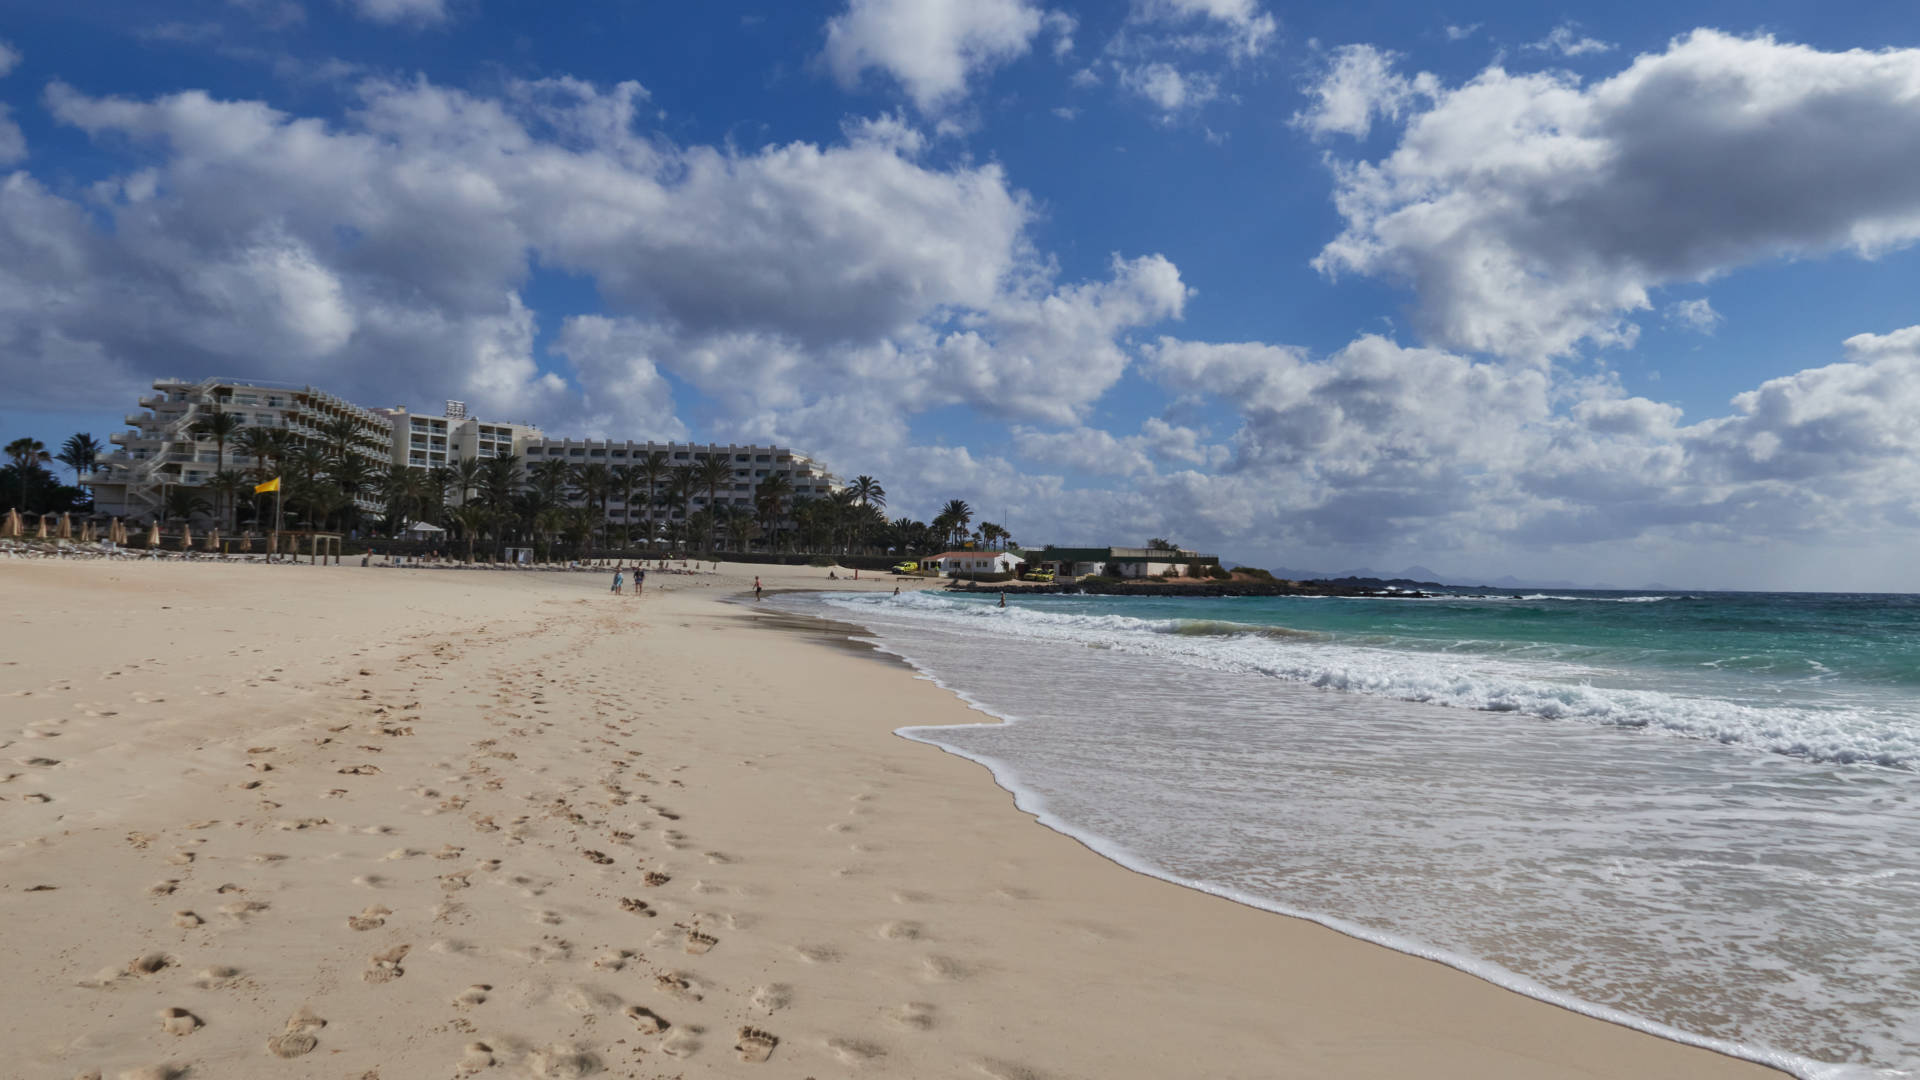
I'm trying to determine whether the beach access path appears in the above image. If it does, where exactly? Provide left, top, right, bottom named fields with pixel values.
left=0, top=558, right=1782, bottom=1079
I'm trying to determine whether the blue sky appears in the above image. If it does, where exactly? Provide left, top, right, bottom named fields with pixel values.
left=6, top=0, right=1920, bottom=588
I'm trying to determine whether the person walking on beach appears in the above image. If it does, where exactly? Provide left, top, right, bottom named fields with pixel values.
left=753, top=576, right=763, bottom=601
left=634, top=566, right=645, bottom=596
left=611, top=569, right=624, bottom=595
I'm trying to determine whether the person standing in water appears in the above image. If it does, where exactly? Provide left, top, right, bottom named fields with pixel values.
left=753, top=576, right=763, bottom=601
left=999, top=591, right=1006, bottom=608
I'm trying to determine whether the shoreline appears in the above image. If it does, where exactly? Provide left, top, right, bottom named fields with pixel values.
left=0, top=559, right=1787, bottom=1079
left=768, top=590, right=1817, bottom=1080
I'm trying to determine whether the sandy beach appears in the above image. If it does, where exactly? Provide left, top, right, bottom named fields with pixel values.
left=0, top=557, right=1783, bottom=1080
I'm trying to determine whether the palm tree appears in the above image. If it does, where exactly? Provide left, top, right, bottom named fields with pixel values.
left=666, top=464, right=699, bottom=554
left=571, top=462, right=613, bottom=549
left=634, top=451, right=669, bottom=552
left=723, top=505, right=756, bottom=552
left=939, top=499, right=973, bottom=547
left=754, top=472, right=792, bottom=551
left=206, top=470, right=251, bottom=530
left=377, top=465, right=433, bottom=535
left=6, top=437, right=51, bottom=512
left=236, top=426, right=291, bottom=478
left=158, top=487, right=211, bottom=525
left=450, top=503, right=491, bottom=562
left=609, top=464, right=637, bottom=549
left=979, top=522, right=1006, bottom=551
left=529, top=458, right=571, bottom=504
left=694, top=454, right=735, bottom=554
left=850, top=475, right=886, bottom=513
left=481, top=454, right=519, bottom=512
left=448, top=458, right=487, bottom=508
left=56, top=433, right=103, bottom=488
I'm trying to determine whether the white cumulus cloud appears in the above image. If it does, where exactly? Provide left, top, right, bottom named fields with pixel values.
left=343, top=0, right=446, bottom=24
left=822, top=0, right=1048, bottom=112
left=1314, top=30, right=1920, bottom=362
left=1526, top=23, right=1615, bottom=58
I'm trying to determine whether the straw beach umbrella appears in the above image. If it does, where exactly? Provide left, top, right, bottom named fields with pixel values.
left=3, top=507, right=18, bottom=537
left=35, top=515, right=48, bottom=539
left=180, top=523, right=193, bottom=550
left=240, top=533, right=252, bottom=553
left=58, top=513, right=72, bottom=539
left=81, top=520, right=95, bottom=542
left=147, top=521, right=161, bottom=547
left=207, top=527, right=221, bottom=553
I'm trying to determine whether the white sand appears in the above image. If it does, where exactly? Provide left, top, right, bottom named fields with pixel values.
left=0, top=558, right=1782, bottom=1079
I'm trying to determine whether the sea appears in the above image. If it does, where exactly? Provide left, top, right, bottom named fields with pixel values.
left=773, top=587, right=1920, bottom=1079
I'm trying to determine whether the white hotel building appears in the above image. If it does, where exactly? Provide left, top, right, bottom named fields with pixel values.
left=87, top=378, right=842, bottom=530
left=521, top=439, right=842, bottom=533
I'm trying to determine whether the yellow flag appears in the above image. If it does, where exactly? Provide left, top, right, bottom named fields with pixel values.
left=254, top=477, right=281, bottom=494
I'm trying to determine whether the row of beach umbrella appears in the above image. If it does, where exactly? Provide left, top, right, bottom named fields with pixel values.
left=1, top=510, right=270, bottom=552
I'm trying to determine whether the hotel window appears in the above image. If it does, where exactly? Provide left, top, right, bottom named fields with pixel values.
left=569, top=448, right=584, bottom=457
left=610, top=450, right=626, bottom=458
left=590, top=449, right=606, bottom=457
left=755, top=455, right=770, bottom=463
left=674, top=452, right=690, bottom=460
left=527, top=447, right=543, bottom=455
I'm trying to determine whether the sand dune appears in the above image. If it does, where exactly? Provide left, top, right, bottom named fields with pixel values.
left=0, top=558, right=1780, bottom=1078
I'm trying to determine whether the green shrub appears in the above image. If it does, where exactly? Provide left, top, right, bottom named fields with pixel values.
left=1235, top=566, right=1277, bottom=581
left=1207, top=564, right=1231, bottom=580
left=807, top=556, right=835, bottom=567
left=1076, top=575, right=1122, bottom=586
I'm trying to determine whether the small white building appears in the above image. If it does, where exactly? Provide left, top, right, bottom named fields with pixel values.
left=399, top=520, right=447, bottom=541
left=925, top=550, right=1024, bottom=576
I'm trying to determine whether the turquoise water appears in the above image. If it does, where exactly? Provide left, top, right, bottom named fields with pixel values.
left=785, top=588, right=1920, bottom=1076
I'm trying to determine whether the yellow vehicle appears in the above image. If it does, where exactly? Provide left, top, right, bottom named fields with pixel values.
left=892, top=561, right=920, bottom=574
left=1021, top=569, right=1056, bottom=583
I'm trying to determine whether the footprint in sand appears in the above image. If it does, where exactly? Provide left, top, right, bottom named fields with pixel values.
left=618, top=897, right=657, bottom=917
left=456, top=1041, right=494, bottom=1075
left=735, top=1027, right=779, bottom=1063
left=171, top=911, right=203, bottom=928
left=453, top=983, right=491, bottom=1006
left=158, top=1007, right=202, bottom=1036
left=887, top=1002, right=937, bottom=1030
left=793, top=944, right=841, bottom=964
left=265, top=1008, right=325, bottom=1058
left=146, top=880, right=179, bottom=897
left=878, top=921, right=925, bottom=941
left=653, top=971, right=701, bottom=1001
left=220, top=899, right=269, bottom=919
left=660, top=1032, right=702, bottom=1058
left=642, top=871, right=671, bottom=887
left=127, top=952, right=174, bottom=977
left=347, top=905, right=391, bottom=931
left=580, top=850, right=614, bottom=865
left=684, top=929, right=718, bottom=955
left=194, top=965, right=241, bottom=989
left=624, top=1004, right=669, bottom=1034
left=827, top=1037, right=887, bottom=1065
left=527, top=1045, right=598, bottom=1079
left=749, top=983, right=792, bottom=1013
left=920, top=955, right=971, bottom=982
left=364, top=944, right=410, bottom=982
